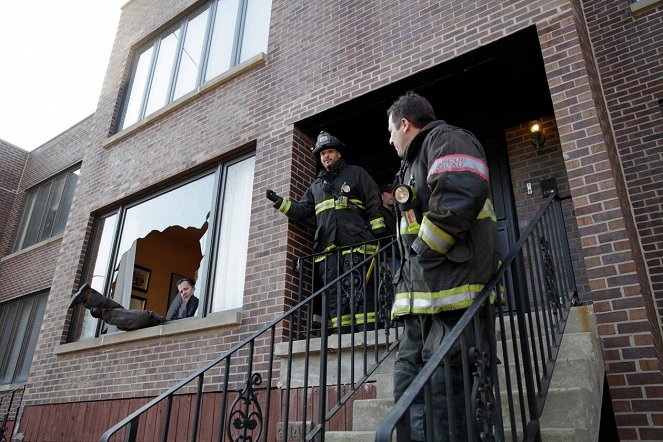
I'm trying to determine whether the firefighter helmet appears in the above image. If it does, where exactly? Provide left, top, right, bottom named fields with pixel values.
left=312, top=131, right=344, bottom=156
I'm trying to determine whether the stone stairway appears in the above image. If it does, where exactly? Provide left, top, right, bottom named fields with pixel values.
left=325, top=305, right=604, bottom=441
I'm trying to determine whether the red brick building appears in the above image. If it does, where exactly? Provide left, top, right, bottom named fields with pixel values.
left=1, top=0, right=661, bottom=440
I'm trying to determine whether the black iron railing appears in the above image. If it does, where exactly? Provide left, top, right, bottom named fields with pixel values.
left=375, top=193, right=577, bottom=441
left=0, top=385, right=25, bottom=442
left=100, top=237, right=401, bottom=442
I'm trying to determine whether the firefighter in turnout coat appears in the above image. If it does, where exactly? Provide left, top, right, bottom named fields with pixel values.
left=266, top=131, right=386, bottom=329
left=387, top=92, right=499, bottom=440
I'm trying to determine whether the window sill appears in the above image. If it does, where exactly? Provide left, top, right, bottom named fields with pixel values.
left=103, top=52, right=267, bottom=149
left=1, top=235, right=63, bottom=263
left=55, top=310, right=242, bottom=355
left=0, top=382, right=26, bottom=393
left=630, top=0, right=662, bottom=14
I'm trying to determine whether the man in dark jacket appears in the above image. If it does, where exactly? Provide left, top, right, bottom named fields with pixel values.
left=166, top=278, right=199, bottom=320
left=387, top=92, right=499, bottom=440
left=266, top=131, right=385, bottom=330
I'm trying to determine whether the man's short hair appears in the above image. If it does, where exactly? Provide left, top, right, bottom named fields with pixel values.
left=387, top=91, right=436, bottom=129
left=176, top=278, right=196, bottom=288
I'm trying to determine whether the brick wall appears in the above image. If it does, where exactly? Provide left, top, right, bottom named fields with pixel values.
left=582, top=0, right=663, bottom=330
left=0, top=140, right=28, bottom=256
left=538, top=2, right=663, bottom=439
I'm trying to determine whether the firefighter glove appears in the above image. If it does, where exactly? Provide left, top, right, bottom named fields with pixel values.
left=266, top=189, right=279, bottom=203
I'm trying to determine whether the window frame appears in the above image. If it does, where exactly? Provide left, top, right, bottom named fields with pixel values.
left=118, top=0, right=271, bottom=131
left=68, top=152, right=255, bottom=342
left=12, top=165, right=80, bottom=253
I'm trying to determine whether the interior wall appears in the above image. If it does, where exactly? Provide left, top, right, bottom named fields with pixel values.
left=134, top=233, right=202, bottom=315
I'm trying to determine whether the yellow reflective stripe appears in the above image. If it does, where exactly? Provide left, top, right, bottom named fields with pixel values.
left=391, top=285, right=497, bottom=317
left=278, top=198, right=291, bottom=214
left=315, top=199, right=335, bottom=214
left=418, top=216, right=455, bottom=254
left=477, top=199, right=497, bottom=222
left=330, top=311, right=376, bottom=326
left=314, top=244, right=338, bottom=262
left=349, top=244, right=378, bottom=255
left=399, top=216, right=419, bottom=235
left=370, top=217, right=386, bottom=230
left=348, top=199, right=366, bottom=210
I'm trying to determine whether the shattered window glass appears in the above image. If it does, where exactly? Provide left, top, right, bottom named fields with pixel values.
left=70, top=155, right=255, bottom=341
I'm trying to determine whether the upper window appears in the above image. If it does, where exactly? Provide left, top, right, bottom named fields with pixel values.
left=0, top=291, right=48, bottom=385
left=69, top=155, right=255, bottom=342
left=12, top=167, right=80, bottom=252
left=119, top=0, right=272, bottom=130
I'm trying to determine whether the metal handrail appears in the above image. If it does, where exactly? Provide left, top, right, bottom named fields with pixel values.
left=100, top=237, right=401, bottom=442
left=375, top=193, right=577, bottom=441
left=0, top=385, right=26, bottom=442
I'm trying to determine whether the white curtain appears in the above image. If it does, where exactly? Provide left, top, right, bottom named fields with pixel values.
left=212, top=157, right=255, bottom=312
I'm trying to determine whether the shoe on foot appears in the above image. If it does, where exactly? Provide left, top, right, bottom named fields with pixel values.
left=68, top=283, right=91, bottom=309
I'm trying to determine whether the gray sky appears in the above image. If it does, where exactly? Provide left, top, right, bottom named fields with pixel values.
left=0, top=1, right=123, bottom=151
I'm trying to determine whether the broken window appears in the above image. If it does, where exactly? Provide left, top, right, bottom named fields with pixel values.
left=69, top=155, right=255, bottom=341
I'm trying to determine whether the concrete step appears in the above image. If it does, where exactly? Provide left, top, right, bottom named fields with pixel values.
left=375, top=373, right=393, bottom=399
left=352, top=398, right=394, bottom=432
left=325, top=430, right=391, bottom=442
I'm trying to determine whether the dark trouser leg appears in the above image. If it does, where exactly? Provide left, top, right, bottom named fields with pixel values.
left=319, top=254, right=341, bottom=326
left=395, top=311, right=483, bottom=442
left=85, top=291, right=165, bottom=331
left=321, top=252, right=376, bottom=330
left=101, top=309, right=166, bottom=331
left=84, top=291, right=124, bottom=310
left=394, top=315, right=426, bottom=441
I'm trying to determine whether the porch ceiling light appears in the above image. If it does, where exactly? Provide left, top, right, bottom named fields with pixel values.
left=528, top=120, right=545, bottom=149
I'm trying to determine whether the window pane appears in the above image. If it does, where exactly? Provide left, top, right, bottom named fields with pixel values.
left=13, top=192, right=37, bottom=251
left=14, top=293, right=48, bottom=383
left=53, top=169, right=80, bottom=236
left=22, top=183, right=51, bottom=248
left=211, top=156, right=255, bottom=312
left=239, top=0, right=272, bottom=63
left=38, top=175, right=67, bottom=242
left=173, top=9, right=210, bottom=101
left=76, top=213, right=119, bottom=341
left=121, top=47, right=154, bottom=130
left=144, top=30, right=180, bottom=117
left=0, top=303, right=19, bottom=378
left=205, top=0, right=241, bottom=81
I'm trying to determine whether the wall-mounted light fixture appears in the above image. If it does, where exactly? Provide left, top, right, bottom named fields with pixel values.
left=528, top=120, right=545, bottom=149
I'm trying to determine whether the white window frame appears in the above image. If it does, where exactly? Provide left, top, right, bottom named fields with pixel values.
left=118, top=0, right=272, bottom=130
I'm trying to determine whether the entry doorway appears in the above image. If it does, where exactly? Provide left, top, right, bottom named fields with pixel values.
left=295, top=26, right=554, bottom=299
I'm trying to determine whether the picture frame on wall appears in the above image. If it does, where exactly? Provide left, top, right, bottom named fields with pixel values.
left=132, top=265, right=151, bottom=292
left=130, top=295, right=147, bottom=310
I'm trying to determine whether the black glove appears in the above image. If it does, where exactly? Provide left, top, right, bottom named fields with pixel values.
left=266, top=189, right=279, bottom=202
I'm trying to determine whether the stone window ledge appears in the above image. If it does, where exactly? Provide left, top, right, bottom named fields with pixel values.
left=103, top=53, right=267, bottom=149
left=0, top=235, right=63, bottom=263
left=630, top=0, right=663, bottom=14
left=55, top=310, right=242, bottom=355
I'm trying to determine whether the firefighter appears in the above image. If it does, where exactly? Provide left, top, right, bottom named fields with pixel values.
left=387, top=92, right=500, bottom=440
left=266, top=131, right=386, bottom=330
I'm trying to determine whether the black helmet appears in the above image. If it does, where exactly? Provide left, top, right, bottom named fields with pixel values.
left=312, top=131, right=344, bottom=156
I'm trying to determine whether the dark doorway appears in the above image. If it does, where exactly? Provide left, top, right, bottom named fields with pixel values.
left=295, top=25, right=553, bottom=256
left=296, top=25, right=552, bottom=177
